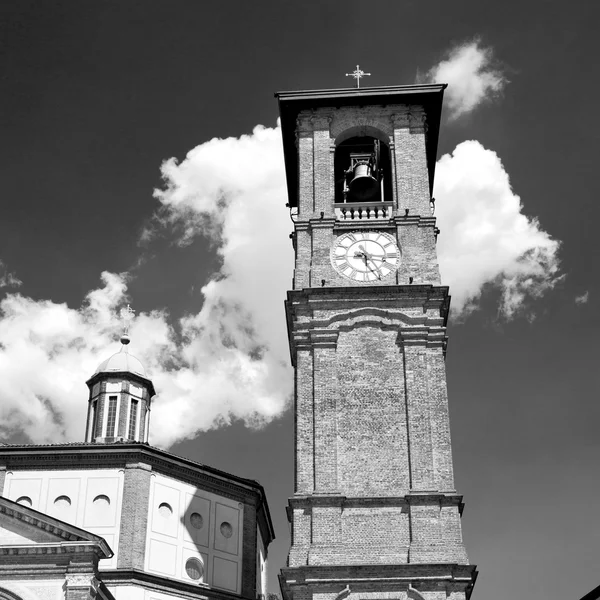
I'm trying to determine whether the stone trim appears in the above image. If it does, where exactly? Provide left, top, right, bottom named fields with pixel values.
left=287, top=297, right=450, bottom=361
left=392, top=215, right=437, bottom=228
left=279, top=562, right=478, bottom=588
left=288, top=493, right=463, bottom=509
left=0, top=542, right=107, bottom=557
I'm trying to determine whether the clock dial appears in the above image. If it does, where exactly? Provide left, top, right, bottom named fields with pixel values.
left=331, top=231, right=400, bottom=282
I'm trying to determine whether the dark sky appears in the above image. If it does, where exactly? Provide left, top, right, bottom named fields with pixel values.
left=1, top=1, right=600, bottom=599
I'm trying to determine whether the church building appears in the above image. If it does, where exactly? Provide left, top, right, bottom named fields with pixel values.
left=0, top=332, right=274, bottom=600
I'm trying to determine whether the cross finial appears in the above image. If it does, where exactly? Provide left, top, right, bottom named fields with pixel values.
left=120, top=304, right=135, bottom=341
left=345, top=64, right=371, bottom=88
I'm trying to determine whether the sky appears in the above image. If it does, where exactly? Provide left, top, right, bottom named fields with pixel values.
left=0, top=1, right=599, bottom=598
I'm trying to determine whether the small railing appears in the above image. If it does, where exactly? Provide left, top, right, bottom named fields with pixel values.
left=334, top=201, right=393, bottom=221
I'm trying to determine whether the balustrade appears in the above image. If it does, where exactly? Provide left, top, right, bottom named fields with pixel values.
left=334, top=201, right=393, bottom=221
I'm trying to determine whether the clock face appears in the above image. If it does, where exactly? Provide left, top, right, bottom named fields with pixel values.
left=331, top=231, right=400, bottom=282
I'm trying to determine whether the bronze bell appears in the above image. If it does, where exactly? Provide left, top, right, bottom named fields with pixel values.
left=348, top=161, right=379, bottom=202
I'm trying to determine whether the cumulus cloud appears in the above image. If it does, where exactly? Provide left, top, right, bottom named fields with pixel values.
left=148, top=124, right=293, bottom=444
left=575, top=291, right=589, bottom=305
left=0, top=105, right=562, bottom=446
left=0, top=125, right=293, bottom=448
left=0, top=272, right=131, bottom=442
left=423, top=39, right=506, bottom=119
left=434, top=140, right=562, bottom=318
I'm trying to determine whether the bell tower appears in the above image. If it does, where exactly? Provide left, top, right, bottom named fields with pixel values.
left=276, top=85, right=477, bottom=600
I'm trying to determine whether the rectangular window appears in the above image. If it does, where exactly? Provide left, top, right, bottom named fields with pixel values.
left=106, top=396, right=118, bottom=437
left=128, top=400, right=138, bottom=440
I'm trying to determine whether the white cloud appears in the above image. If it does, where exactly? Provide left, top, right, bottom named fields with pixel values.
left=434, top=140, right=562, bottom=318
left=0, top=125, right=293, bottom=448
left=0, top=119, right=562, bottom=447
left=149, top=124, right=293, bottom=444
left=0, top=272, right=130, bottom=442
left=423, top=39, right=506, bottom=119
left=0, top=260, right=22, bottom=289
left=575, top=291, right=589, bottom=305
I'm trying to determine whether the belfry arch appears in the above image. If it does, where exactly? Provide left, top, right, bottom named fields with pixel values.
left=333, top=131, right=393, bottom=204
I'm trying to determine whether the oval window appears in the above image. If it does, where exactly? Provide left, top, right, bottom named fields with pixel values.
left=93, top=494, right=110, bottom=507
left=16, top=496, right=32, bottom=507
left=190, top=512, right=203, bottom=529
left=54, top=495, right=71, bottom=508
left=185, top=557, right=204, bottom=581
left=220, top=521, right=233, bottom=539
left=158, top=502, right=172, bottom=518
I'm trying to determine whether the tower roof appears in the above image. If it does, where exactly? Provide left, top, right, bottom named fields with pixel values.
left=87, top=334, right=155, bottom=397
left=94, top=346, right=146, bottom=378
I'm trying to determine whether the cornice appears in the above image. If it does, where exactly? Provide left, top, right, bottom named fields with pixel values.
left=279, top=562, right=478, bottom=590
left=0, top=542, right=104, bottom=557
left=287, top=493, right=463, bottom=509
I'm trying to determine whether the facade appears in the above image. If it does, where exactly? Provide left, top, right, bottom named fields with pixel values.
left=275, top=85, right=477, bottom=600
left=0, top=339, right=274, bottom=600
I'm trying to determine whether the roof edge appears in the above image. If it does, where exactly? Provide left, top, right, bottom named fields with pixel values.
left=275, top=83, right=447, bottom=101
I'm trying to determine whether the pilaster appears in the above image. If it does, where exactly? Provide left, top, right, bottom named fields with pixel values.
left=117, top=461, right=152, bottom=570
left=391, top=110, right=431, bottom=216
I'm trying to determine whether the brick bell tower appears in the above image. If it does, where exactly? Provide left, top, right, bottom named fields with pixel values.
left=275, top=84, right=477, bottom=600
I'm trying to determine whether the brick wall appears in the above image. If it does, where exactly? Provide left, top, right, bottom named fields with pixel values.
left=282, top=95, right=475, bottom=600
left=117, top=461, right=152, bottom=569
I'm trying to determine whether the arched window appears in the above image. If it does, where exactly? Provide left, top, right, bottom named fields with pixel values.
left=334, top=136, right=392, bottom=204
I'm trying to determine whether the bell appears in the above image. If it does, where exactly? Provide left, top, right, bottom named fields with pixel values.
left=348, top=162, right=379, bottom=202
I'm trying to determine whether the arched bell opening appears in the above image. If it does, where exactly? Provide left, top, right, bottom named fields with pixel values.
left=334, top=136, right=392, bottom=204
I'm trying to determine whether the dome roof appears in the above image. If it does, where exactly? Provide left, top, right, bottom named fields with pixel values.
left=94, top=347, right=147, bottom=378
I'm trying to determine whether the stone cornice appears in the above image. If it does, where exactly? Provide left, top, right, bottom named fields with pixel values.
left=279, top=563, right=478, bottom=595
left=285, top=286, right=450, bottom=362
left=0, top=542, right=105, bottom=557
left=392, top=215, right=437, bottom=227
left=287, top=493, right=463, bottom=509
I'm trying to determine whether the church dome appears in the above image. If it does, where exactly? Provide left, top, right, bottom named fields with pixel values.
left=94, top=340, right=147, bottom=378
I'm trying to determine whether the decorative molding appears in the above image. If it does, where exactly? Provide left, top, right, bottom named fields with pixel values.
left=65, top=574, right=98, bottom=589
left=408, top=109, right=428, bottom=132
left=296, top=111, right=333, bottom=133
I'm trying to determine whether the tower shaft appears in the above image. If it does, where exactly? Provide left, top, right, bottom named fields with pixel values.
left=276, top=85, right=477, bottom=600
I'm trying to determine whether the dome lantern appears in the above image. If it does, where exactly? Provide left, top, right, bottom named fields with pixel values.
left=84, top=305, right=155, bottom=444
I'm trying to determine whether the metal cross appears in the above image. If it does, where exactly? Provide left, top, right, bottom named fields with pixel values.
left=121, top=303, right=135, bottom=334
left=346, top=65, right=371, bottom=88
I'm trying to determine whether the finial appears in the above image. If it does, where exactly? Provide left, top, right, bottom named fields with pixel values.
left=120, top=304, right=135, bottom=346
left=345, top=65, right=371, bottom=89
